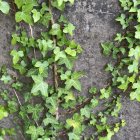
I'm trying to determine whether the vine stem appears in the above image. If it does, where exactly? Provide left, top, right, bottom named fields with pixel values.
left=13, top=89, right=39, bottom=127
left=29, top=25, right=36, bottom=59
left=48, top=0, right=59, bottom=120
left=48, top=0, right=58, bottom=90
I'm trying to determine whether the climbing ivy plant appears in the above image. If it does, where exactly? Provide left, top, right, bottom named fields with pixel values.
left=0, top=0, right=139, bottom=140
left=0, top=0, right=9, bottom=14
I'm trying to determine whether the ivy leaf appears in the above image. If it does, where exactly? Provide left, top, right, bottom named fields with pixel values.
left=63, top=23, right=75, bottom=36
left=14, top=0, right=24, bottom=9
left=137, top=9, right=140, bottom=22
left=1, top=75, right=12, bottom=84
left=116, top=14, right=128, bottom=29
left=117, top=76, right=129, bottom=91
left=128, top=60, right=139, bottom=73
left=46, top=96, right=58, bottom=114
left=100, top=87, right=112, bottom=99
left=65, top=47, right=76, bottom=57
left=32, top=9, right=41, bottom=23
left=66, top=119, right=81, bottom=133
left=15, top=11, right=33, bottom=24
left=0, top=105, right=8, bottom=120
left=43, top=115, right=59, bottom=126
left=68, top=133, right=80, bottom=140
left=10, top=50, right=24, bottom=65
left=91, top=98, right=99, bottom=107
left=37, top=39, right=53, bottom=57
left=135, top=25, right=140, bottom=39
left=26, top=126, right=44, bottom=140
left=130, top=91, right=140, bottom=102
left=35, top=61, right=49, bottom=74
left=89, top=87, right=97, bottom=94
left=64, top=92, right=75, bottom=102
left=54, top=47, right=66, bottom=61
left=130, top=81, right=140, bottom=102
left=31, top=75, right=48, bottom=97
left=0, top=1, right=10, bottom=14
left=58, top=57, right=74, bottom=70
left=114, top=33, right=124, bottom=42
left=27, top=104, right=44, bottom=121
left=119, top=0, right=132, bottom=10
left=57, top=0, right=63, bottom=6
left=66, top=113, right=83, bottom=134
left=101, top=42, right=113, bottom=56
left=129, top=46, right=140, bottom=60
left=65, top=79, right=81, bottom=91
left=80, top=106, right=90, bottom=118
left=49, top=23, right=62, bottom=37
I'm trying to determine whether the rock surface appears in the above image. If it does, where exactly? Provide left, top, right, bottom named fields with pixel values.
left=0, top=0, right=140, bottom=140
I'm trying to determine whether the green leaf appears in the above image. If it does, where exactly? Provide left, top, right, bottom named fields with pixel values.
left=91, top=98, right=99, bottom=107
left=31, top=75, right=48, bottom=97
left=10, top=50, right=24, bottom=65
left=63, top=23, right=75, bottom=36
left=57, top=0, right=63, bottom=6
left=32, top=9, right=41, bottom=23
left=135, top=25, right=140, bottom=39
left=64, top=92, right=75, bottom=102
left=135, top=31, right=140, bottom=39
left=100, top=87, right=112, bottom=99
left=128, top=60, right=139, bottom=73
left=116, top=14, right=129, bottom=29
left=27, top=104, right=44, bottom=121
left=130, top=81, right=140, bottom=102
left=14, top=0, right=24, bottom=9
left=119, top=0, right=132, bottom=10
left=66, top=113, right=83, bottom=134
left=0, top=1, right=10, bottom=14
left=66, top=119, right=80, bottom=132
left=58, top=57, right=74, bottom=69
left=0, top=105, right=8, bottom=120
left=54, top=47, right=66, bottom=61
left=35, top=61, right=49, bottom=74
left=37, top=39, right=53, bottom=57
left=89, top=87, right=97, bottom=94
left=1, top=75, right=12, bottom=84
left=80, top=106, right=90, bottom=118
left=137, top=9, right=140, bottom=22
left=65, top=47, right=76, bottom=57
left=26, top=126, right=44, bottom=140
left=68, top=133, right=80, bottom=140
left=129, top=46, right=140, bottom=60
left=101, top=42, right=113, bottom=56
left=65, top=79, right=81, bottom=91
left=117, top=76, right=129, bottom=91
left=49, top=23, right=62, bottom=37
left=15, top=11, right=33, bottom=24
left=43, top=115, right=58, bottom=126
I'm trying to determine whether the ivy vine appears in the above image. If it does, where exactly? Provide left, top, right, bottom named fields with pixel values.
left=0, top=0, right=139, bottom=140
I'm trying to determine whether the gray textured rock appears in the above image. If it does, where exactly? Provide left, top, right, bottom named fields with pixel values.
left=0, top=0, right=140, bottom=140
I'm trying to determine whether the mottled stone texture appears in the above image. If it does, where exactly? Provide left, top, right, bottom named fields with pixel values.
left=0, top=0, right=140, bottom=140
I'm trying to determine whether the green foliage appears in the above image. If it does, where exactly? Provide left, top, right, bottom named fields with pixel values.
left=0, top=0, right=136, bottom=139
left=0, top=106, right=8, bottom=120
left=31, top=75, right=48, bottom=97
left=26, top=126, right=45, bottom=140
left=0, top=0, right=10, bottom=14
left=101, top=42, right=114, bottom=56
left=101, top=0, right=140, bottom=103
